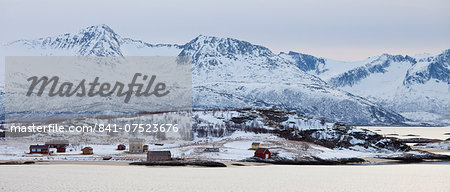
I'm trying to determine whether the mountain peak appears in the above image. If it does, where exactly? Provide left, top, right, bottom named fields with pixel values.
left=81, top=24, right=117, bottom=35
left=7, top=24, right=123, bottom=56
left=181, top=35, right=273, bottom=58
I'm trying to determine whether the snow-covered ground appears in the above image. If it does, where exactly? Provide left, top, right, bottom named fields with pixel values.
left=1, top=109, right=441, bottom=162
left=0, top=130, right=417, bottom=162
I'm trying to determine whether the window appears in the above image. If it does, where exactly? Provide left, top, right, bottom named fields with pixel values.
left=132, top=146, right=135, bottom=149
left=137, top=146, right=140, bottom=149
left=37, top=149, right=41, bottom=152
left=32, top=149, right=36, bottom=152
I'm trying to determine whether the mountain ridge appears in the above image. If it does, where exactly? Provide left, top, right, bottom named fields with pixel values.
left=3, top=24, right=447, bottom=125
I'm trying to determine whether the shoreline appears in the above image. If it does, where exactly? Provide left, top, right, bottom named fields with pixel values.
left=2, top=156, right=449, bottom=167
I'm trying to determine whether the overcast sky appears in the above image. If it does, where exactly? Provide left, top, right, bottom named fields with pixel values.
left=1, top=0, right=449, bottom=61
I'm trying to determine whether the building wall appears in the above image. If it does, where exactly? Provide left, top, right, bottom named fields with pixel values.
left=129, top=143, right=144, bottom=153
left=254, top=149, right=271, bottom=159
left=147, top=155, right=171, bottom=161
left=30, top=148, right=49, bottom=154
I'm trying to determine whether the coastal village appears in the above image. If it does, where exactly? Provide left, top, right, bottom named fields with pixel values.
left=1, top=109, right=449, bottom=166
left=26, top=138, right=273, bottom=163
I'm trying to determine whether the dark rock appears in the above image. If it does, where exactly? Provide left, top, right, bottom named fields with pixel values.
left=244, top=157, right=365, bottom=165
left=399, top=138, right=442, bottom=143
left=130, top=160, right=227, bottom=167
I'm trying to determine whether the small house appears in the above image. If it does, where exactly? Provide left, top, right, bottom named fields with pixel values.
left=129, top=138, right=145, bottom=153
left=45, top=140, right=69, bottom=153
left=204, top=147, right=220, bottom=152
left=251, top=142, right=261, bottom=150
left=82, top=147, right=93, bottom=155
left=30, top=145, right=50, bottom=154
left=117, top=144, right=126, bottom=150
left=147, top=151, right=171, bottom=161
left=254, top=148, right=271, bottom=159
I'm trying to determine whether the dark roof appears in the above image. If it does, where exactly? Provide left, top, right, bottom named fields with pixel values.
left=30, top=145, right=49, bottom=149
left=45, top=140, right=69, bottom=145
left=205, top=148, right=220, bottom=152
left=148, top=151, right=171, bottom=156
left=255, top=148, right=270, bottom=154
left=252, top=142, right=260, bottom=145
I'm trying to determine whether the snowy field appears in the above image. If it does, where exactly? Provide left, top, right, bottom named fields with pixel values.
left=0, top=130, right=421, bottom=162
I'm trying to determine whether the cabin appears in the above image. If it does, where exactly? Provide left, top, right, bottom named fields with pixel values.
left=129, top=138, right=145, bottom=153
left=117, top=144, right=126, bottom=150
left=82, top=147, right=93, bottom=155
left=45, top=140, right=69, bottom=153
left=251, top=142, right=261, bottom=150
left=30, top=145, right=50, bottom=154
left=254, top=148, right=271, bottom=159
left=204, top=147, right=220, bottom=152
left=147, top=151, right=171, bottom=161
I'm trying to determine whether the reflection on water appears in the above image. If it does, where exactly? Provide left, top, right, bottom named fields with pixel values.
left=0, top=164, right=449, bottom=192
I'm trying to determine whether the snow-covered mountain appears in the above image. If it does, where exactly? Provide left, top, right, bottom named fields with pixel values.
left=1, top=24, right=411, bottom=125
left=3, top=24, right=181, bottom=57
left=282, top=50, right=449, bottom=125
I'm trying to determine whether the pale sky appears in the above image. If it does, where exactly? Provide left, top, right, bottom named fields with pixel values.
left=1, top=0, right=449, bottom=61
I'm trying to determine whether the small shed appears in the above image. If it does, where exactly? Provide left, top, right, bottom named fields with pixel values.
left=0, top=129, right=5, bottom=138
left=82, top=147, right=93, bottom=155
left=117, top=144, right=126, bottom=150
left=45, top=140, right=69, bottom=153
left=147, top=151, right=171, bottom=161
left=129, top=138, right=145, bottom=153
left=205, top=147, right=220, bottom=152
left=143, top=145, right=149, bottom=152
left=254, top=148, right=271, bottom=159
left=251, top=142, right=261, bottom=150
left=30, top=145, right=49, bottom=154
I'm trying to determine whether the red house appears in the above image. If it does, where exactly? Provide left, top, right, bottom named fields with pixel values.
left=254, top=148, right=271, bottom=159
left=30, top=145, right=50, bottom=154
left=117, top=144, right=126, bottom=150
left=45, top=140, right=69, bottom=153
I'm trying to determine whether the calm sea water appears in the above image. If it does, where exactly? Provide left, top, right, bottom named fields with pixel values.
left=0, top=164, right=449, bottom=192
